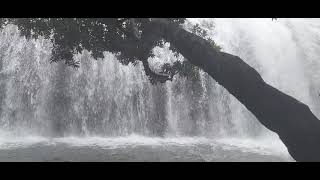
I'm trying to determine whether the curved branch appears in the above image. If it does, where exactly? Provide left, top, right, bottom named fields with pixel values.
left=146, top=18, right=320, bottom=162
left=142, top=60, right=172, bottom=84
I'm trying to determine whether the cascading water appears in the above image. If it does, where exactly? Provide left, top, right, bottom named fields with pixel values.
left=0, top=18, right=317, bottom=161
left=0, top=24, right=238, bottom=138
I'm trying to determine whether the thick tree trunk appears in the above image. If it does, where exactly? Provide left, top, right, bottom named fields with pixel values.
left=150, top=20, right=320, bottom=161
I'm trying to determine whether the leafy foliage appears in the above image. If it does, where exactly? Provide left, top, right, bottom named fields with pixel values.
left=159, top=22, right=221, bottom=80
left=0, top=18, right=219, bottom=83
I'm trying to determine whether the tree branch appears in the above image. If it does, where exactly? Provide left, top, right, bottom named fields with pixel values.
left=142, top=60, right=172, bottom=84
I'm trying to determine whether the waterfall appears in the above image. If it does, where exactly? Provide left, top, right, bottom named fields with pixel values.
left=211, top=18, right=320, bottom=118
left=0, top=18, right=319, bottom=153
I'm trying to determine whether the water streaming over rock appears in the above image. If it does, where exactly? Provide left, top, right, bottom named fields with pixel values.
left=0, top=19, right=319, bottom=160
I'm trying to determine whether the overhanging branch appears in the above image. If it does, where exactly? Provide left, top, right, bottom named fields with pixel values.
left=142, top=60, right=172, bottom=84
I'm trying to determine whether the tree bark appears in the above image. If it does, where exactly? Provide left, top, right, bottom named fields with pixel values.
left=148, top=19, right=320, bottom=161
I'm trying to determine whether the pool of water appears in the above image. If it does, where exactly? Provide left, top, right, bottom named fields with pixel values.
left=0, top=135, right=293, bottom=162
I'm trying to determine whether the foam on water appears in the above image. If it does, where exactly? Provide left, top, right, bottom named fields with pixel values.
left=0, top=132, right=290, bottom=159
